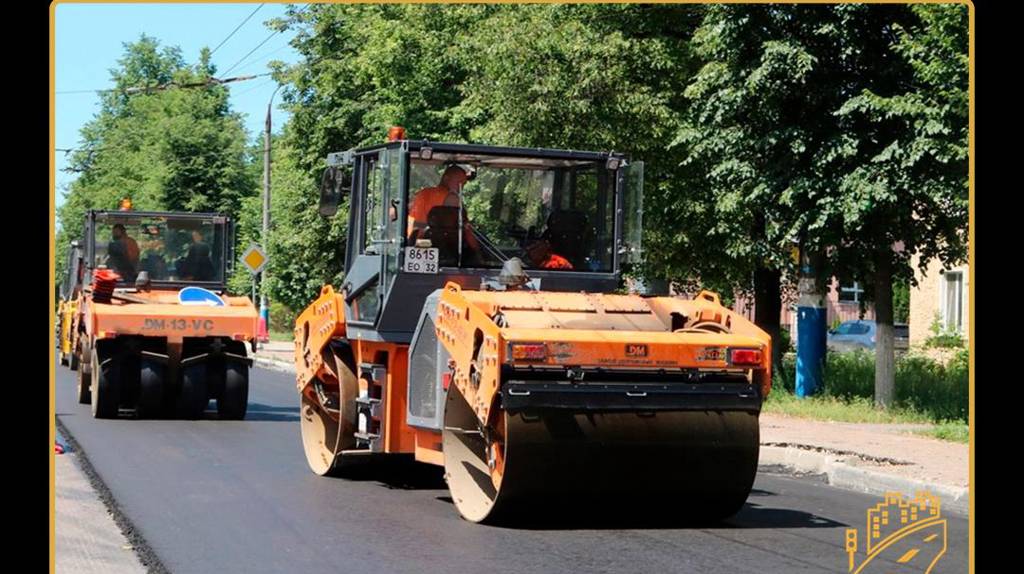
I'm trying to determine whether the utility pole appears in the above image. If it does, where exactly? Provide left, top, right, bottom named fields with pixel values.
left=259, top=84, right=283, bottom=343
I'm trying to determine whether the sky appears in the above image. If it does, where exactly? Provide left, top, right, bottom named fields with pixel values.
left=54, top=3, right=304, bottom=213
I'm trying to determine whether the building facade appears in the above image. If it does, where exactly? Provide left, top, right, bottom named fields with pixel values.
left=908, top=255, right=970, bottom=346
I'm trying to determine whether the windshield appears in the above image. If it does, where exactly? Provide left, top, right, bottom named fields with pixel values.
left=93, top=213, right=226, bottom=284
left=407, top=155, right=615, bottom=272
left=834, top=322, right=871, bottom=336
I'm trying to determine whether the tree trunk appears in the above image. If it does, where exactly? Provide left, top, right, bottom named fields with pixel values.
left=873, top=250, right=895, bottom=409
left=753, top=266, right=783, bottom=381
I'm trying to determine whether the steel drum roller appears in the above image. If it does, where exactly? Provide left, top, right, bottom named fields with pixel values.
left=443, top=384, right=760, bottom=524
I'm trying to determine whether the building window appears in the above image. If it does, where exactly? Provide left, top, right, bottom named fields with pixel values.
left=838, top=281, right=864, bottom=304
left=941, top=271, right=964, bottom=332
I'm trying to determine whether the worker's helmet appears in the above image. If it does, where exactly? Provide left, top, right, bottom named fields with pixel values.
left=118, top=197, right=133, bottom=211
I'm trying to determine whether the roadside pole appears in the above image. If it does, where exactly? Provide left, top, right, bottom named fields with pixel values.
left=259, top=84, right=283, bottom=343
left=795, top=247, right=826, bottom=397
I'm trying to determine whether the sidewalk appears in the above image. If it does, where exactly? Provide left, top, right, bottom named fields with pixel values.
left=55, top=431, right=147, bottom=574
left=759, top=413, right=969, bottom=513
left=252, top=340, right=294, bottom=371
left=251, top=342, right=970, bottom=514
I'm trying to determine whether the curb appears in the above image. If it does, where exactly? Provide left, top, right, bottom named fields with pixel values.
left=252, top=355, right=295, bottom=374
left=758, top=445, right=969, bottom=515
left=249, top=358, right=969, bottom=515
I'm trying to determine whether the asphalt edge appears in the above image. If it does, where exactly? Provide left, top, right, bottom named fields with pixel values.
left=248, top=358, right=971, bottom=516
left=758, top=445, right=969, bottom=515
left=55, top=417, right=171, bottom=574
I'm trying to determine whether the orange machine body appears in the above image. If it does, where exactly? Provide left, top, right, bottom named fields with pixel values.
left=84, top=290, right=258, bottom=343
left=294, top=282, right=771, bottom=468
left=63, top=208, right=258, bottom=420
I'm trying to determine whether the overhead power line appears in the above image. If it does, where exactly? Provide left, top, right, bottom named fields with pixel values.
left=219, top=3, right=310, bottom=77
left=209, top=3, right=265, bottom=57
left=231, top=77, right=277, bottom=98
left=55, top=72, right=271, bottom=96
left=228, top=40, right=294, bottom=77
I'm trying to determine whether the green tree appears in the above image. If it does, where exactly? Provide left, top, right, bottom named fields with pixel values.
left=673, top=5, right=874, bottom=374
left=268, top=3, right=701, bottom=308
left=56, top=35, right=255, bottom=292
left=278, top=3, right=484, bottom=175
left=265, top=140, right=349, bottom=311
left=259, top=4, right=487, bottom=308
left=829, top=4, right=969, bottom=406
left=675, top=4, right=967, bottom=404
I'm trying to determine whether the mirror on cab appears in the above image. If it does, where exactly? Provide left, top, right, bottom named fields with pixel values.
left=318, top=166, right=351, bottom=217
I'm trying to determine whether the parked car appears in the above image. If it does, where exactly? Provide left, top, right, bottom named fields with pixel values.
left=827, top=320, right=909, bottom=353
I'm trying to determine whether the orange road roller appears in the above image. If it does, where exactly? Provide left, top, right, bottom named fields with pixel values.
left=60, top=207, right=257, bottom=420
left=295, top=138, right=771, bottom=523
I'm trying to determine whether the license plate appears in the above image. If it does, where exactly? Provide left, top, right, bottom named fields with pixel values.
left=403, top=247, right=439, bottom=274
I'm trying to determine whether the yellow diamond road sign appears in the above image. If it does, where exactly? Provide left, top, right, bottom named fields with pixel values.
left=241, top=244, right=268, bottom=275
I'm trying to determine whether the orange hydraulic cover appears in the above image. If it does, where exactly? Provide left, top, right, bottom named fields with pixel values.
left=87, top=290, right=258, bottom=343
left=436, top=282, right=773, bottom=425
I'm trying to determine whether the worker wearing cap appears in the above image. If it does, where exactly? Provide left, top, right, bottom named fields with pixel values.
left=525, top=239, right=573, bottom=270
left=407, top=165, right=480, bottom=251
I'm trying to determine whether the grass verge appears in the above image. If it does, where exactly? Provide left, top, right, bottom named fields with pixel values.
left=763, top=390, right=932, bottom=424
left=912, top=422, right=970, bottom=444
left=269, top=329, right=293, bottom=343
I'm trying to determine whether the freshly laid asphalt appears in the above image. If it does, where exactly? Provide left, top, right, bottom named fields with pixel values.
left=55, top=363, right=968, bottom=574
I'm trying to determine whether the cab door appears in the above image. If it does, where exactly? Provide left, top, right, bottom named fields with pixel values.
left=344, top=147, right=402, bottom=327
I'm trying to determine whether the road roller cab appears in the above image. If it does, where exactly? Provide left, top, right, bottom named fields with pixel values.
left=67, top=209, right=257, bottom=420
left=296, top=136, right=771, bottom=523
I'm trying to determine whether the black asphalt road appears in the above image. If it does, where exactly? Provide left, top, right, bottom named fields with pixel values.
left=55, top=364, right=969, bottom=574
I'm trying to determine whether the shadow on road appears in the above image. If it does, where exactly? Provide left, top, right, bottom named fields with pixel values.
left=429, top=497, right=845, bottom=531
left=57, top=404, right=300, bottom=422
left=723, top=502, right=845, bottom=529
left=329, top=457, right=448, bottom=490
left=241, top=403, right=300, bottom=422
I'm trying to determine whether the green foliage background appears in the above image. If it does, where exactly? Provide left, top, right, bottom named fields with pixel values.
left=58, top=3, right=969, bottom=378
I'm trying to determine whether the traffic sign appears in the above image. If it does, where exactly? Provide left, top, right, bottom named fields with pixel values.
left=241, top=244, right=268, bottom=275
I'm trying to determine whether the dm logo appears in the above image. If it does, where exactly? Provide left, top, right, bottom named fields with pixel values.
left=845, top=491, right=947, bottom=573
left=625, top=344, right=648, bottom=358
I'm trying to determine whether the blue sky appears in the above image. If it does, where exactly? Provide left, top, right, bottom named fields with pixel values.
left=55, top=3, right=304, bottom=212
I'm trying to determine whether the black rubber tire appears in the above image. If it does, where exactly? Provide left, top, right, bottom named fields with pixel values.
left=217, top=361, right=249, bottom=420
left=136, top=357, right=166, bottom=419
left=90, top=347, right=120, bottom=419
left=76, top=361, right=91, bottom=404
left=69, top=348, right=80, bottom=371
left=177, top=362, right=208, bottom=420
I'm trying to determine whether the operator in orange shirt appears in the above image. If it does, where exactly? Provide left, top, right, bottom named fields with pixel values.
left=107, top=223, right=141, bottom=278
left=524, top=238, right=573, bottom=270
left=407, top=164, right=480, bottom=251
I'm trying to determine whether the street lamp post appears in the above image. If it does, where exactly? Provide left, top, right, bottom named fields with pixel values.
left=259, top=83, right=283, bottom=343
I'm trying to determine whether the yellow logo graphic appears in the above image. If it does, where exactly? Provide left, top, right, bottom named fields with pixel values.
left=845, top=491, right=947, bottom=573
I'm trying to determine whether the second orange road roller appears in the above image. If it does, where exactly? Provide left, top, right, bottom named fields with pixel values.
left=294, top=136, right=771, bottom=523
left=59, top=206, right=258, bottom=420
